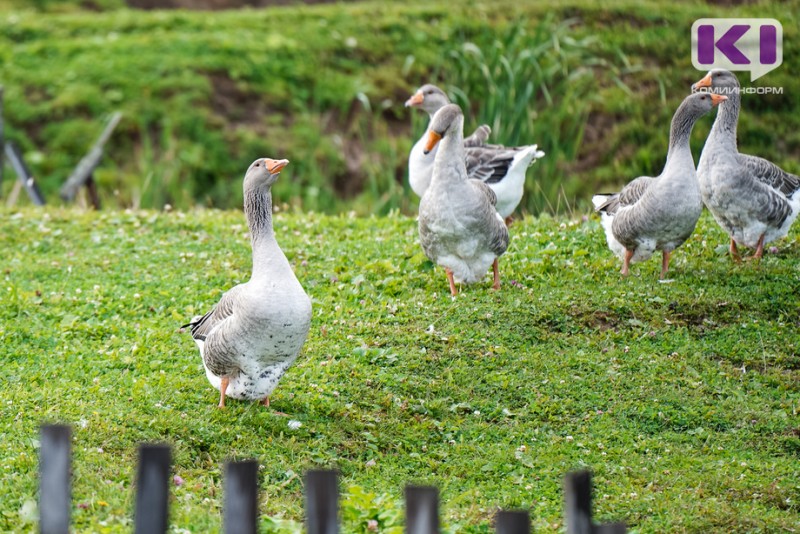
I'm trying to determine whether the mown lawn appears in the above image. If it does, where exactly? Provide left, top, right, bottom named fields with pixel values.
left=1, top=206, right=798, bottom=532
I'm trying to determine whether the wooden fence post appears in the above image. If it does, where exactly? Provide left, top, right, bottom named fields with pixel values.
left=4, top=142, right=45, bottom=206
left=305, top=470, right=339, bottom=534
left=39, top=424, right=71, bottom=534
left=224, top=460, right=258, bottom=534
left=594, top=522, right=626, bottom=533
left=564, top=470, right=592, bottom=534
left=405, top=485, right=439, bottom=534
left=495, top=510, right=531, bottom=534
left=134, top=444, right=171, bottom=534
left=60, top=111, right=122, bottom=208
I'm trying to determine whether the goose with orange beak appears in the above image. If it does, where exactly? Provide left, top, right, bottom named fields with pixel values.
left=417, top=104, right=509, bottom=295
left=183, top=157, right=312, bottom=409
left=693, top=68, right=800, bottom=262
left=406, top=84, right=544, bottom=222
left=592, top=92, right=724, bottom=279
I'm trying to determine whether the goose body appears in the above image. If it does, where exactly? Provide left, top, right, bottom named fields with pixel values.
left=694, top=69, right=800, bottom=260
left=406, top=84, right=544, bottom=218
left=418, top=104, right=509, bottom=294
left=593, top=92, right=724, bottom=278
left=184, top=158, right=312, bottom=407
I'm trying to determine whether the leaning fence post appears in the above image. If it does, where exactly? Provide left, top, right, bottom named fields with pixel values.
left=564, top=470, right=592, bottom=534
left=133, top=444, right=171, bottom=534
left=60, top=111, right=122, bottom=208
left=4, top=142, right=45, bottom=206
left=224, top=460, right=258, bottom=534
left=39, top=424, right=71, bottom=534
left=305, top=470, right=339, bottom=534
left=405, top=485, right=439, bottom=534
left=495, top=510, right=531, bottom=534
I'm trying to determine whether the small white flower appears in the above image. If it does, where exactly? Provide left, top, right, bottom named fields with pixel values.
left=287, top=420, right=302, bottom=430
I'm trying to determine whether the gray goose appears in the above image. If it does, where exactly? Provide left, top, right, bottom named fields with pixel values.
left=418, top=104, right=509, bottom=295
left=592, top=92, right=725, bottom=279
left=183, top=158, right=312, bottom=408
left=693, top=69, right=800, bottom=261
left=406, top=84, right=544, bottom=220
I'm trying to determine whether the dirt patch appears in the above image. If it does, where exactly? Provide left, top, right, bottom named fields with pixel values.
left=569, top=307, right=623, bottom=332
left=566, top=110, right=622, bottom=175
left=206, top=71, right=291, bottom=135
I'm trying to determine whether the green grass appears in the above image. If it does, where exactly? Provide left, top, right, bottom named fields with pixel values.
left=1, top=205, right=799, bottom=532
left=1, top=0, right=798, bottom=214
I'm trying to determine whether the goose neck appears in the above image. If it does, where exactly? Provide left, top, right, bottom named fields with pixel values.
left=432, top=119, right=466, bottom=182
left=244, top=184, right=276, bottom=251
left=666, top=101, right=699, bottom=164
left=710, top=89, right=740, bottom=149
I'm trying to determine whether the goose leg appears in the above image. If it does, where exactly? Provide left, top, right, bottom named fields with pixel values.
left=660, top=250, right=671, bottom=280
left=752, top=234, right=766, bottom=261
left=491, top=258, right=501, bottom=290
left=445, top=268, right=457, bottom=296
left=262, top=396, right=270, bottom=408
left=621, top=249, right=634, bottom=277
left=729, top=238, right=742, bottom=263
left=218, top=376, right=229, bottom=409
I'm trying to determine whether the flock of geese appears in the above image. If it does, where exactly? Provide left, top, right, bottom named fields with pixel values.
left=183, top=68, right=799, bottom=409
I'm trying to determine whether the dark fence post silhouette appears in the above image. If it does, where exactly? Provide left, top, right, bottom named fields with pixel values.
left=60, top=111, right=122, bottom=208
left=405, top=485, right=439, bottom=534
left=224, top=460, right=259, bottom=534
left=305, top=470, right=339, bottom=534
left=564, top=470, right=592, bottom=534
left=5, top=142, right=45, bottom=206
left=31, top=425, right=627, bottom=532
left=595, top=522, right=627, bottom=533
left=133, top=444, right=171, bottom=534
left=495, top=510, right=530, bottom=533
left=39, top=424, right=71, bottom=534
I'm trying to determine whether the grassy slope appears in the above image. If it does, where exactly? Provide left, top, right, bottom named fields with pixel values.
left=1, top=0, right=798, bottom=213
left=1, top=206, right=798, bottom=532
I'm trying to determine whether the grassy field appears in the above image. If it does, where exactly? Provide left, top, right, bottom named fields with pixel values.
left=1, top=205, right=798, bottom=532
left=1, top=0, right=799, bottom=214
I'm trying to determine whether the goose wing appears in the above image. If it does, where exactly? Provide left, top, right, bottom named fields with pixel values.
left=740, top=154, right=800, bottom=198
left=463, top=124, right=492, bottom=147
left=465, top=146, right=517, bottom=185
left=595, top=176, right=655, bottom=215
left=468, top=179, right=509, bottom=256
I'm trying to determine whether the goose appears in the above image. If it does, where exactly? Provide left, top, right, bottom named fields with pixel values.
left=592, top=92, right=726, bottom=279
left=693, top=69, right=800, bottom=261
left=183, top=158, right=312, bottom=408
left=418, top=103, right=510, bottom=295
left=405, top=84, right=545, bottom=221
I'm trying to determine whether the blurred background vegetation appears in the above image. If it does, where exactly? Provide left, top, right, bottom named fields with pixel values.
left=0, top=0, right=798, bottom=215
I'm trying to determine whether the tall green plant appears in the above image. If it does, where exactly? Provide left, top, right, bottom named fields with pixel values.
left=443, top=16, right=631, bottom=216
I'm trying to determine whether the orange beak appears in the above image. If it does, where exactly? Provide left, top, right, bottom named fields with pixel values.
left=423, top=131, right=442, bottom=155
left=404, top=91, right=424, bottom=108
left=710, top=93, right=728, bottom=106
left=264, top=158, right=289, bottom=174
left=692, top=73, right=712, bottom=92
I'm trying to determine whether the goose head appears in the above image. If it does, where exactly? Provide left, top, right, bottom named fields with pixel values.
left=423, top=103, right=463, bottom=155
left=243, top=157, right=289, bottom=190
left=404, top=84, right=451, bottom=115
left=692, top=69, right=740, bottom=95
left=682, top=91, right=728, bottom=116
